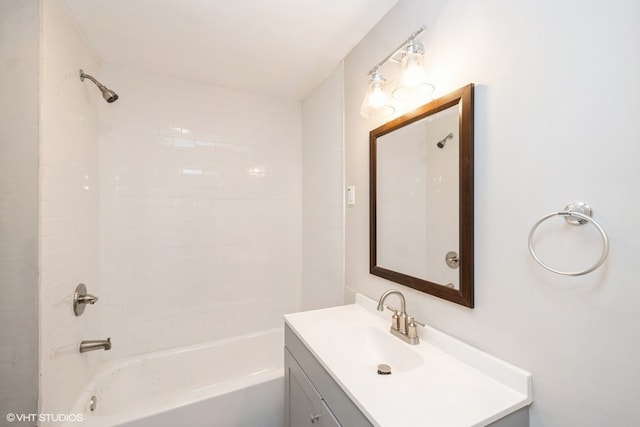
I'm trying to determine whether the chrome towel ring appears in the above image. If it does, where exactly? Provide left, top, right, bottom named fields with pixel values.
left=528, top=202, right=609, bottom=276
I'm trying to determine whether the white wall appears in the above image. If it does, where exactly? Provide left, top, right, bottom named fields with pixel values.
left=39, top=0, right=102, bottom=418
left=344, top=0, right=640, bottom=425
left=0, top=0, right=39, bottom=420
left=98, top=65, right=302, bottom=358
left=301, top=64, right=345, bottom=311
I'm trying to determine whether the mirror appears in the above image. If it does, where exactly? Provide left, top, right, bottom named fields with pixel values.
left=369, top=84, right=474, bottom=307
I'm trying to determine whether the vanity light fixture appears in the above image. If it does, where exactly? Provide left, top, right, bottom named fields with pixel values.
left=392, top=39, right=434, bottom=100
left=360, top=25, right=434, bottom=119
left=360, top=68, right=395, bottom=120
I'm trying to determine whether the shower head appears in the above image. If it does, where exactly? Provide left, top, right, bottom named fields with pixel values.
left=79, top=69, right=119, bottom=103
left=100, top=88, right=119, bottom=103
left=436, top=133, right=454, bottom=149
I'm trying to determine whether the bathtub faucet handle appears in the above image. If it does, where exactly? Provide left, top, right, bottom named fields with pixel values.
left=78, top=294, right=99, bottom=304
left=73, top=283, right=99, bottom=316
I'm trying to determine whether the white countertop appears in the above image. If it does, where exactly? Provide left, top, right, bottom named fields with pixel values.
left=284, top=294, right=532, bottom=427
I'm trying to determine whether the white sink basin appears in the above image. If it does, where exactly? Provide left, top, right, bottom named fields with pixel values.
left=331, top=325, right=423, bottom=373
left=285, top=294, right=532, bottom=427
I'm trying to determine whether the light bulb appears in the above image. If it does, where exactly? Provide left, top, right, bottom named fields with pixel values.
left=360, top=70, right=395, bottom=119
left=401, top=54, right=427, bottom=88
left=392, top=40, right=434, bottom=101
left=368, top=82, right=386, bottom=108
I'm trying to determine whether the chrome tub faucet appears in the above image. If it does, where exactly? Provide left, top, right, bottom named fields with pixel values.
left=79, top=338, right=111, bottom=353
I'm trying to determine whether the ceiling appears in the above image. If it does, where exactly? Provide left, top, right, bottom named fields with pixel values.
left=62, top=0, right=398, bottom=100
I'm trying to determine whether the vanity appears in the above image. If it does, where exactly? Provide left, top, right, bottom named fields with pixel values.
left=285, top=84, right=531, bottom=426
left=284, top=294, right=532, bottom=426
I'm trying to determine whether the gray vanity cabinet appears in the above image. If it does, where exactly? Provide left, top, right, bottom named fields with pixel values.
left=286, top=349, right=340, bottom=427
left=285, top=324, right=373, bottom=427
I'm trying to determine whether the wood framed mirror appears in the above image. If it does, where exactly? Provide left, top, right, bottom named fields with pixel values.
left=369, top=84, right=474, bottom=307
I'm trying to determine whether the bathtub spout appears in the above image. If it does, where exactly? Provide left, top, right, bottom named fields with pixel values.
left=80, top=337, right=111, bottom=353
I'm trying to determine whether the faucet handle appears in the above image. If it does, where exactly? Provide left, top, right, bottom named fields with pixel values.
left=407, top=316, right=425, bottom=327
left=384, top=306, right=401, bottom=330
left=73, top=283, right=99, bottom=316
left=407, top=316, right=425, bottom=341
left=78, top=294, right=99, bottom=304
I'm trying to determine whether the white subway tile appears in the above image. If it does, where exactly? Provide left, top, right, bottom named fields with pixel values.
left=98, top=65, right=302, bottom=360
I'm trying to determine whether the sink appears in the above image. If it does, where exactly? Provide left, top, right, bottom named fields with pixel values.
left=331, top=325, right=424, bottom=373
left=284, top=294, right=533, bottom=426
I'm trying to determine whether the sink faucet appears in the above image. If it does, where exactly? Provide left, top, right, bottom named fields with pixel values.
left=377, top=289, right=424, bottom=345
left=79, top=338, right=111, bottom=353
left=377, top=289, right=408, bottom=334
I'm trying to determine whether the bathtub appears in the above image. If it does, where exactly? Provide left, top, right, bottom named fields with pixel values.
left=65, top=328, right=284, bottom=427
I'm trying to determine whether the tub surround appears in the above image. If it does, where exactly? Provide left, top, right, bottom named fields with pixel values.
left=40, top=0, right=102, bottom=417
left=98, top=65, right=302, bottom=360
left=285, top=294, right=532, bottom=426
left=65, top=329, right=284, bottom=427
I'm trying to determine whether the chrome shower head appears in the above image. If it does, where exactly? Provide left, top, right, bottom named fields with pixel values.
left=79, top=69, right=119, bottom=103
left=100, top=87, right=119, bottom=103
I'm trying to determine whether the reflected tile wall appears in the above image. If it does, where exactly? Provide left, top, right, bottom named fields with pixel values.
left=99, top=65, right=302, bottom=358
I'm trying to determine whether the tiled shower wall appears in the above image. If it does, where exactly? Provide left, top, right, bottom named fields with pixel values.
left=39, top=0, right=102, bottom=416
left=99, top=65, right=302, bottom=358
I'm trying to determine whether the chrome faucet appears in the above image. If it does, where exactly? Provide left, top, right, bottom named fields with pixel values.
left=377, top=289, right=424, bottom=345
left=73, top=283, right=99, bottom=316
left=79, top=338, right=111, bottom=353
left=377, top=289, right=408, bottom=333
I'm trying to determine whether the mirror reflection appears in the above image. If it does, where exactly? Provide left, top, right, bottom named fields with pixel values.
left=370, top=84, right=474, bottom=307
left=376, top=104, right=460, bottom=288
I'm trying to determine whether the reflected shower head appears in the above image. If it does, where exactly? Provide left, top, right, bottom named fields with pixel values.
left=436, top=133, right=454, bottom=149
left=79, top=69, right=119, bottom=103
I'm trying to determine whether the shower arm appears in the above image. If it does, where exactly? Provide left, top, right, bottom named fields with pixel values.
left=79, top=70, right=105, bottom=89
left=439, top=133, right=454, bottom=144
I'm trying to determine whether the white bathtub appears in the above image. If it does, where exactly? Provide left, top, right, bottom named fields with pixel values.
left=66, top=329, right=284, bottom=427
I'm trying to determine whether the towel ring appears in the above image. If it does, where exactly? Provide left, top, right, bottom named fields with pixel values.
left=528, top=203, right=609, bottom=276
